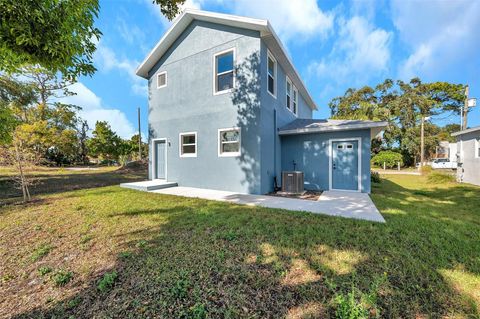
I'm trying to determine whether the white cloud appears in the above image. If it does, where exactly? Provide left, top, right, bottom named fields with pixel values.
left=392, top=0, right=480, bottom=79
left=94, top=42, right=147, bottom=96
left=62, top=82, right=136, bottom=139
left=226, top=0, right=334, bottom=42
left=116, top=16, right=147, bottom=51
left=308, top=16, right=392, bottom=89
left=143, top=0, right=333, bottom=42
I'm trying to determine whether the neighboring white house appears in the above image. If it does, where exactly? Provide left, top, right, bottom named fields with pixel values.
left=452, top=126, right=480, bottom=186
left=435, top=141, right=457, bottom=162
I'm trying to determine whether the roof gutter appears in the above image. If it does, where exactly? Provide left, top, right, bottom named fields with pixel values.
left=278, top=122, right=388, bottom=136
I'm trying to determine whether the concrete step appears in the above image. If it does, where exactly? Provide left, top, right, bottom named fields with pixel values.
left=120, top=180, right=178, bottom=192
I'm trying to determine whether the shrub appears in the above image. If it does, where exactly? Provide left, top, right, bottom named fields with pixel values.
left=427, top=172, right=456, bottom=184
left=371, top=171, right=381, bottom=184
left=97, top=271, right=118, bottom=293
left=371, top=151, right=403, bottom=169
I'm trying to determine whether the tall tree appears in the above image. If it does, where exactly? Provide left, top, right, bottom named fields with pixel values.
left=87, top=121, right=123, bottom=161
left=77, top=120, right=90, bottom=164
left=329, top=78, right=465, bottom=165
left=151, top=0, right=186, bottom=20
left=0, top=0, right=102, bottom=80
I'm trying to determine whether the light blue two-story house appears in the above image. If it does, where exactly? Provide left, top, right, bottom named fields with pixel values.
left=136, top=9, right=386, bottom=195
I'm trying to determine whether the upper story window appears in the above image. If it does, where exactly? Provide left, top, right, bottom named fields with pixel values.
left=218, top=128, right=241, bottom=157
left=179, top=132, right=197, bottom=157
left=157, top=71, right=167, bottom=89
left=286, top=76, right=292, bottom=110
left=476, top=138, right=480, bottom=158
left=267, top=50, right=276, bottom=97
left=214, top=48, right=235, bottom=94
left=292, top=86, right=298, bottom=115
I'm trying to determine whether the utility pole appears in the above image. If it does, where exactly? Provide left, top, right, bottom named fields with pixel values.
left=420, top=116, right=425, bottom=167
left=138, top=107, right=142, bottom=160
left=463, top=85, right=469, bottom=130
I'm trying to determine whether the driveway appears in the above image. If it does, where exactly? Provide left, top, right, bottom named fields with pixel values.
left=149, top=187, right=385, bottom=223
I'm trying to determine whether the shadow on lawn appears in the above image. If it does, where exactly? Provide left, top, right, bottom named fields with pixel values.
left=0, top=168, right=146, bottom=205
left=10, top=179, right=480, bottom=318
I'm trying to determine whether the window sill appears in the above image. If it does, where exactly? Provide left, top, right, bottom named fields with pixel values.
left=268, top=91, right=276, bottom=99
left=214, top=88, right=234, bottom=96
left=218, top=152, right=240, bottom=158
left=180, top=154, right=197, bottom=158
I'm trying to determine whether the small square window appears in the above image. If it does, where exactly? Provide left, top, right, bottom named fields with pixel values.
left=179, top=132, right=197, bottom=157
left=346, top=144, right=353, bottom=149
left=157, top=71, right=167, bottom=88
left=218, top=128, right=241, bottom=157
left=337, top=145, right=343, bottom=149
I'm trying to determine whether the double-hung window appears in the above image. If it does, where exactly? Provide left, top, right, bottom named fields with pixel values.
left=157, top=71, right=167, bottom=88
left=214, top=49, right=235, bottom=94
left=267, top=51, right=276, bottom=97
left=179, top=132, right=197, bottom=157
left=292, top=86, right=298, bottom=115
left=286, top=76, right=292, bottom=111
left=218, top=128, right=241, bottom=157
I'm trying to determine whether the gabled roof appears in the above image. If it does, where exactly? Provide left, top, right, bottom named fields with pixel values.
left=451, top=125, right=480, bottom=137
left=136, top=9, right=317, bottom=110
left=279, top=119, right=388, bottom=138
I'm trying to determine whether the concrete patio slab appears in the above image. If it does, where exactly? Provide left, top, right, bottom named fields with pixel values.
left=120, top=180, right=178, bottom=191
left=150, top=187, right=385, bottom=223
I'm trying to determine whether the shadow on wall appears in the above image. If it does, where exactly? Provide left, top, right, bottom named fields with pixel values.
left=232, top=51, right=261, bottom=194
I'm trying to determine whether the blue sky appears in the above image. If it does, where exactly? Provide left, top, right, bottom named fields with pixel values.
left=64, top=0, right=480, bottom=138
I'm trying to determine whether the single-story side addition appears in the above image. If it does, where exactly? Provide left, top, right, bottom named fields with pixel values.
left=279, top=119, right=386, bottom=193
left=452, top=125, right=480, bottom=186
left=135, top=9, right=387, bottom=195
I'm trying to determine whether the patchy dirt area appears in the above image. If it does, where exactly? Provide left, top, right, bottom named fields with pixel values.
left=267, top=190, right=323, bottom=201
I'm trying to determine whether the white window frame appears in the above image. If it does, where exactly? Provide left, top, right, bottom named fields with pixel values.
left=218, top=127, right=241, bottom=157
left=157, top=71, right=167, bottom=89
left=213, top=48, right=235, bottom=95
left=292, top=86, right=298, bottom=116
left=476, top=138, right=480, bottom=158
left=286, top=76, right=292, bottom=111
left=179, top=131, right=197, bottom=158
left=267, top=50, right=277, bottom=98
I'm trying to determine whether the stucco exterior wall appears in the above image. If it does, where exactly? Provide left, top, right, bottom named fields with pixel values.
left=280, top=129, right=372, bottom=193
left=147, top=20, right=263, bottom=194
left=145, top=19, right=370, bottom=195
left=457, top=131, right=480, bottom=186
left=258, top=40, right=313, bottom=193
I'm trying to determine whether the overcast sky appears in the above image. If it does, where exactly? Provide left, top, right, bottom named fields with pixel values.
left=67, top=0, right=480, bottom=138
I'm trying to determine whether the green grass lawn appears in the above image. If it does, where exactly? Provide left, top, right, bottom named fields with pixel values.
left=0, top=167, right=479, bottom=318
